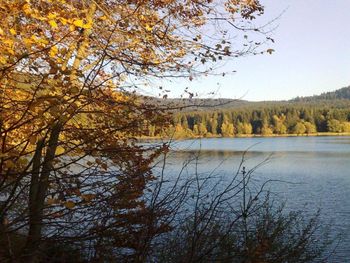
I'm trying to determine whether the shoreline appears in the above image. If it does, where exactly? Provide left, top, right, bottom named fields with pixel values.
left=139, top=132, right=350, bottom=141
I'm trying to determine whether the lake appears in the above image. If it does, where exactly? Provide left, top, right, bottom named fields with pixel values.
left=161, top=136, right=350, bottom=261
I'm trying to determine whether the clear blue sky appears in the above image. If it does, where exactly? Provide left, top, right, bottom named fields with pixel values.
left=158, top=0, right=350, bottom=101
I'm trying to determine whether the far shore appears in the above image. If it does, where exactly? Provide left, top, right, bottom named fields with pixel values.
left=139, top=132, right=350, bottom=141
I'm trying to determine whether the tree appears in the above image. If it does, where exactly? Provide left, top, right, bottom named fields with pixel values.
left=198, top=122, right=208, bottom=136
left=208, top=117, right=218, bottom=135
left=304, top=121, right=317, bottom=134
left=272, top=115, right=287, bottom=134
left=181, top=115, right=189, bottom=130
left=261, top=125, right=273, bottom=136
left=243, top=122, right=253, bottom=135
left=285, top=109, right=300, bottom=132
left=342, top=122, right=350, bottom=132
left=0, top=0, right=268, bottom=261
left=236, top=121, right=252, bottom=135
left=293, top=122, right=307, bottom=135
left=221, top=121, right=235, bottom=137
left=315, top=113, right=328, bottom=132
left=327, top=119, right=343, bottom=133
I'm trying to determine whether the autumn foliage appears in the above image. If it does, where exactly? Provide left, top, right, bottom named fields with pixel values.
left=0, top=0, right=267, bottom=261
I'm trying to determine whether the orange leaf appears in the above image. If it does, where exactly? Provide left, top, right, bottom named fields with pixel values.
left=64, top=200, right=75, bottom=209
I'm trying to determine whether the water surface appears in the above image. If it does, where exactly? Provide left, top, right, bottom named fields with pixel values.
left=164, top=136, right=350, bottom=261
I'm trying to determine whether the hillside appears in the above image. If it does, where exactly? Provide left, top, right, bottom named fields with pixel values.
left=292, top=86, right=350, bottom=102
left=144, top=85, right=350, bottom=113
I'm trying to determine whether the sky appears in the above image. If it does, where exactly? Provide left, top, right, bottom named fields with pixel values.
left=155, top=0, right=350, bottom=101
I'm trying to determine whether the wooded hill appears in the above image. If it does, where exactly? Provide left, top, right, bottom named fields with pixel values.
left=146, top=86, right=350, bottom=138
left=293, top=86, right=350, bottom=101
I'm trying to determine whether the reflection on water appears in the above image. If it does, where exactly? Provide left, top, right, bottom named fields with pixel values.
left=163, top=136, right=350, bottom=261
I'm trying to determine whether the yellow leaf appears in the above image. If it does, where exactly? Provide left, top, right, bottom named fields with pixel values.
left=10, top=28, right=16, bottom=35
left=55, top=146, right=65, bottom=155
left=23, top=3, right=31, bottom=14
left=73, top=19, right=92, bottom=29
left=23, top=38, right=33, bottom=47
left=47, top=13, right=57, bottom=20
left=31, top=35, right=49, bottom=45
left=0, top=56, right=7, bottom=64
left=60, top=18, right=68, bottom=25
left=3, top=39, right=13, bottom=46
left=49, top=20, right=58, bottom=28
left=49, top=46, right=58, bottom=58
left=7, top=48, right=15, bottom=55
left=64, top=200, right=75, bottom=209
left=145, top=24, right=153, bottom=32
left=73, top=19, right=84, bottom=27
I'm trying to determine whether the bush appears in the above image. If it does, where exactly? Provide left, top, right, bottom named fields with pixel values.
left=148, top=154, right=332, bottom=263
left=0, top=153, right=333, bottom=262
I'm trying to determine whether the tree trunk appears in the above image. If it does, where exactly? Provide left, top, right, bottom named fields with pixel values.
left=21, top=122, right=62, bottom=262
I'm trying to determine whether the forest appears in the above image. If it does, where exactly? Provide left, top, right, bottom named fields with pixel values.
left=150, top=94, right=350, bottom=138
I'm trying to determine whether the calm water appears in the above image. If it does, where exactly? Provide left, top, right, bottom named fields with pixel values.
left=163, top=136, right=350, bottom=261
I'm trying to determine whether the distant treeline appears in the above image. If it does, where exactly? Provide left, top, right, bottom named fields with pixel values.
left=293, top=86, right=350, bottom=101
left=147, top=103, right=350, bottom=138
